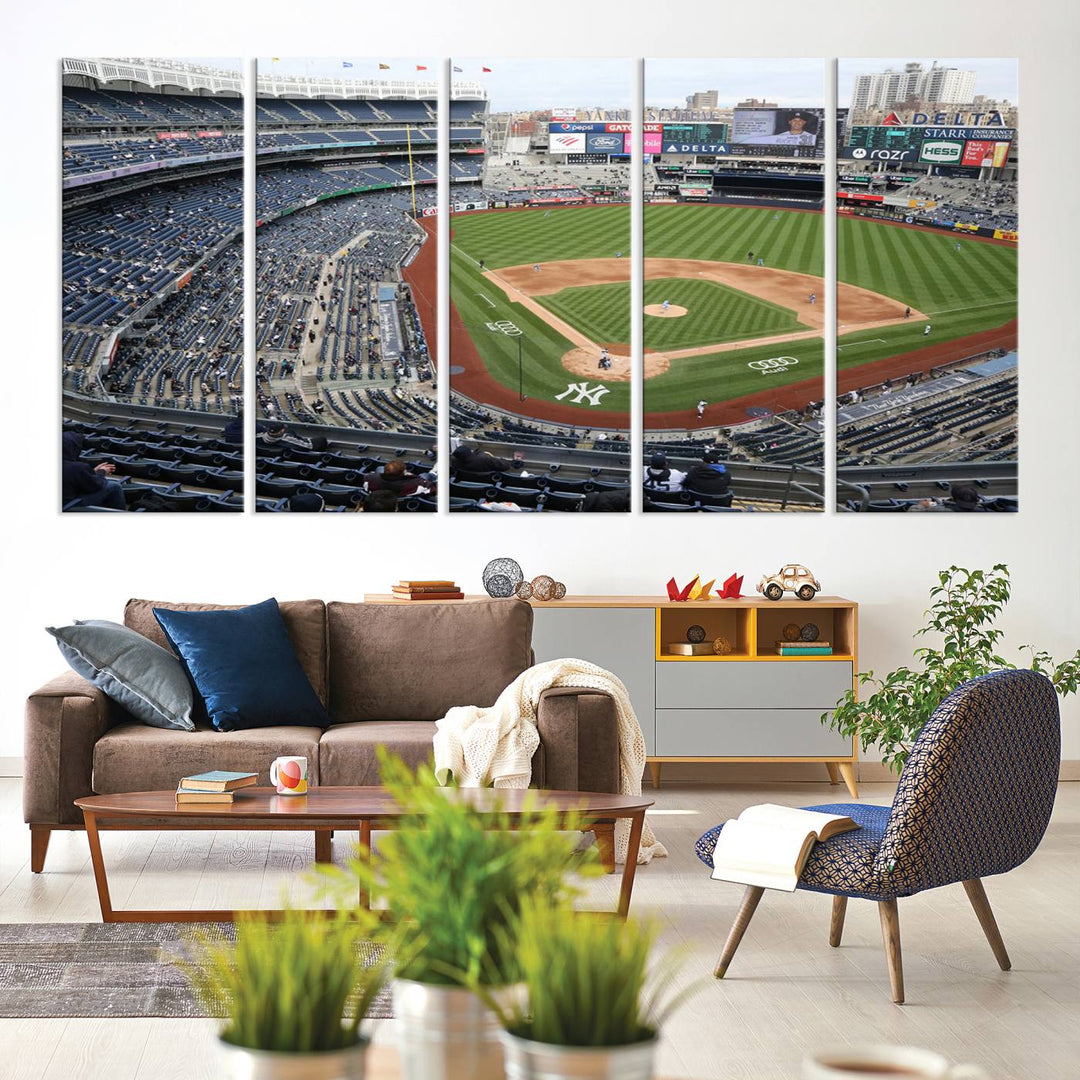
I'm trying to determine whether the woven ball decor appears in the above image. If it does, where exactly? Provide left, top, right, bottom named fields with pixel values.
left=553, top=581, right=567, bottom=600
left=782, top=623, right=802, bottom=642
left=482, top=558, right=524, bottom=598
left=713, top=636, right=733, bottom=655
left=800, top=622, right=821, bottom=642
left=530, top=575, right=556, bottom=602
left=686, top=624, right=706, bottom=644
left=515, top=580, right=533, bottom=600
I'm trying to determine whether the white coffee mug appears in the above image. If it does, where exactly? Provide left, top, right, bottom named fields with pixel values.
left=804, top=1044, right=990, bottom=1080
left=270, top=755, right=308, bottom=796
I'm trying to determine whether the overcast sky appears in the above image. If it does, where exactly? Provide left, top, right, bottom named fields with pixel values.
left=645, top=59, right=823, bottom=108
left=452, top=59, right=630, bottom=111
left=837, top=58, right=1018, bottom=105
left=257, top=58, right=438, bottom=80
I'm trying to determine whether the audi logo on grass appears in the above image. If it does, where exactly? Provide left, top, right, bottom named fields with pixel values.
left=748, top=356, right=800, bottom=375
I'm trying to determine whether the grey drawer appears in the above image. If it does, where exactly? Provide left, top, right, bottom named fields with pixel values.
left=655, top=660, right=852, bottom=710
left=655, top=709, right=852, bottom=757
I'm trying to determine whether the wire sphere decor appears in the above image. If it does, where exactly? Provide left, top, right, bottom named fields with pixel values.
left=482, top=558, right=524, bottom=598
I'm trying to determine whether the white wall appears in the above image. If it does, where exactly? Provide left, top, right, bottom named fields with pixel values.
left=3, top=0, right=1078, bottom=765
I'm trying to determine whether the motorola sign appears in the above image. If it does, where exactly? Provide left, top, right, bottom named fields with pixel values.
left=841, top=147, right=918, bottom=161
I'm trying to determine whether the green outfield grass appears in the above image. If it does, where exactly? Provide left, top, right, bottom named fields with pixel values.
left=537, top=278, right=800, bottom=351
left=449, top=204, right=1017, bottom=416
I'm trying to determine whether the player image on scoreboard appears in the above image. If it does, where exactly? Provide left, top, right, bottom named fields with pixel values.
left=732, top=107, right=823, bottom=148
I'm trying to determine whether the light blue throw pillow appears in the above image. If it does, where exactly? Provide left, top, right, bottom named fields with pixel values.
left=46, top=619, right=195, bottom=732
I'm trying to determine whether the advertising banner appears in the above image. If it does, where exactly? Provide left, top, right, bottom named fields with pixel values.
left=156, top=131, right=190, bottom=140
left=585, top=132, right=624, bottom=153
left=994, top=229, right=1019, bottom=241
left=992, top=141, right=1011, bottom=167
left=644, top=131, right=662, bottom=154
left=549, top=131, right=586, bottom=152
left=919, top=139, right=964, bottom=164
left=196, top=130, right=224, bottom=138
left=549, top=122, right=607, bottom=134
left=961, top=139, right=996, bottom=166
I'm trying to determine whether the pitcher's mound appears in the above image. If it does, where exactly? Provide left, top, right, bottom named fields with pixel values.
left=644, top=304, right=688, bottom=318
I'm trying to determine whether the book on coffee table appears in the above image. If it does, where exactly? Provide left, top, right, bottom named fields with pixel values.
left=710, top=804, right=859, bottom=892
left=176, top=787, right=236, bottom=804
left=178, top=770, right=258, bottom=793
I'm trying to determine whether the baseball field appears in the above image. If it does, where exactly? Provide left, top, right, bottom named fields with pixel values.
left=446, top=202, right=1017, bottom=429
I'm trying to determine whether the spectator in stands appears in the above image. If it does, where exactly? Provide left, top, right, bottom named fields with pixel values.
left=364, top=459, right=423, bottom=498
left=224, top=410, right=266, bottom=445
left=581, top=488, right=630, bottom=512
left=288, top=492, right=325, bottom=512
left=643, top=451, right=685, bottom=493
left=451, top=442, right=524, bottom=475
left=360, top=490, right=398, bottom=512
left=258, top=420, right=326, bottom=452
left=62, top=433, right=126, bottom=511
left=946, top=484, right=985, bottom=512
left=683, top=447, right=731, bottom=497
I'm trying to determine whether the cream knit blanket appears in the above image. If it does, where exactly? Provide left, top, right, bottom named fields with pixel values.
left=433, top=658, right=666, bottom=865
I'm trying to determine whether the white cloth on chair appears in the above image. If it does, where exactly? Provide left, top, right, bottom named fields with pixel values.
left=433, top=658, right=666, bottom=864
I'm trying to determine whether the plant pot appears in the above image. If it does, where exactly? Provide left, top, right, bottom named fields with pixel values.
left=392, top=978, right=504, bottom=1080
left=216, top=1037, right=368, bottom=1080
left=500, top=1030, right=658, bottom=1080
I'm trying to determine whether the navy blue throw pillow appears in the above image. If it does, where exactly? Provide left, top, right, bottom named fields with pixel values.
left=153, top=598, right=329, bottom=732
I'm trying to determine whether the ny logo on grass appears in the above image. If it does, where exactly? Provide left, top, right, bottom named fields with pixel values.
left=555, top=382, right=610, bottom=406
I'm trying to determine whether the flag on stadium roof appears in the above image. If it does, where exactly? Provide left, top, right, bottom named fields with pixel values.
left=453, top=66, right=463, bottom=72
left=416, top=65, right=427, bottom=71
left=379, top=63, right=390, bottom=70
left=342, top=61, right=353, bottom=68
left=482, top=66, right=492, bottom=73
left=271, top=57, right=281, bottom=63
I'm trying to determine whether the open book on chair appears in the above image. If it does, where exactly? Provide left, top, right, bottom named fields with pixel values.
left=710, top=804, right=859, bottom=892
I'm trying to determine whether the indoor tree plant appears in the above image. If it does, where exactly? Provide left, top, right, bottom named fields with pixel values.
left=824, top=565, right=1080, bottom=774
left=318, top=749, right=598, bottom=1080
left=183, top=906, right=390, bottom=1080
left=481, top=897, right=698, bottom=1080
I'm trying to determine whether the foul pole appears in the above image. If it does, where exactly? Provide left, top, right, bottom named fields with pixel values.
left=406, top=123, right=418, bottom=219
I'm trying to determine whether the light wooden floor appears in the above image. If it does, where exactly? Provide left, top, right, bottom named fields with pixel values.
left=1, top=777, right=1077, bottom=1080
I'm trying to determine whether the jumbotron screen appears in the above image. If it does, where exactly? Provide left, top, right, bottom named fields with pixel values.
left=732, top=108, right=823, bottom=150
left=846, top=125, right=1015, bottom=167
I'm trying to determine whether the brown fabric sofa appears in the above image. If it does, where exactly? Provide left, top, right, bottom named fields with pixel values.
left=24, top=597, right=621, bottom=871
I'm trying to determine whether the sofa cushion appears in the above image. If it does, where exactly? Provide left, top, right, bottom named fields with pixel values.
left=326, top=599, right=533, bottom=722
left=93, top=722, right=323, bottom=794
left=152, top=599, right=330, bottom=732
left=124, top=598, right=328, bottom=705
left=319, top=722, right=438, bottom=786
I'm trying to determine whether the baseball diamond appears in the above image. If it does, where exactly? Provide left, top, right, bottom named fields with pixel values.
left=446, top=202, right=1017, bottom=430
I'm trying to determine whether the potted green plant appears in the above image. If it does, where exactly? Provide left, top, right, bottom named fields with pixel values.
left=824, top=565, right=1080, bottom=773
left=184, top=907, right=388, bottom=1080
left=483, top=898, right=697, bottom=1080
left=319, top=750, right=596, bottom=1080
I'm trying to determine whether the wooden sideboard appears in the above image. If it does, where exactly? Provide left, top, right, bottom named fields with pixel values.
left=364, top=594, right=859, bottom=796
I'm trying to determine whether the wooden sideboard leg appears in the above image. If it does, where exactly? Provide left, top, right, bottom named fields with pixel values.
left=593, top=824, right=616, bottom=874
left=714, top=885, right=765, bottom=978
left=829, top=895, right=847, bottom=947
left=962, top=878, right=1011, bottom=971
left=30, top=826, right=51, bottom=874
left=648, top=761, right=662, bottom=789
left=825, top=763, right=841, bottom=786
left=837, top=762, right=859, bottom=799
left=878, top=898, right=905, bottom=1004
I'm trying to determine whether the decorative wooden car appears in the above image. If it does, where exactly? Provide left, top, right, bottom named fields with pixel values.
left=757, top=564, right=821, bottom=601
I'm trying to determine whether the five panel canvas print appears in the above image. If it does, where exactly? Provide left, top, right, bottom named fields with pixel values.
left=60, top=57, right=1018, bottom=513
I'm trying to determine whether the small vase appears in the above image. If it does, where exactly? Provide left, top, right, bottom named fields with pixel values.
left=500, top=1029, right=658, bottom=1080
left=216, top=1037, right=367, bottom=1080
left=392, top=978, right=504, bottom=1080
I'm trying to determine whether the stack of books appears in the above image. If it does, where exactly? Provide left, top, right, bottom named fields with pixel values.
left=175, top=771, right=258, bottom=804
left=775, top=640, right=833, bottom=656
left=666, top=642, right=714, bottom=656
left=392, top=580, right=465, bottom=600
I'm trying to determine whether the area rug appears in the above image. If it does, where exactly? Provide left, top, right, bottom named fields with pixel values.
left=0, top=923, right=393, bottom=1019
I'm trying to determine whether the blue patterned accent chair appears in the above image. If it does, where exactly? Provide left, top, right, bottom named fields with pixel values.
left=696, top=670, right=1061, bottom=1003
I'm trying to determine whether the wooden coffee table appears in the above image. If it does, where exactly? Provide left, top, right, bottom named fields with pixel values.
left=74, top=787, right=653, bottom=924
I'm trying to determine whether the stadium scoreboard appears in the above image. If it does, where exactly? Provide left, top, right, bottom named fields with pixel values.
left=846, top=125, right=1015, bottom=167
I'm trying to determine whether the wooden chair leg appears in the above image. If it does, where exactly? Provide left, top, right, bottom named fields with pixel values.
left=714, top=886, right=765, bottom=978
left=593, top=824, right=616, bottom=873
left=878, top=898, right=905, bottom=1004
left=829, top=895, right=847, bottom=947
left=30, top=826, right=51, bottom=874
left=962, top=878, right=1011, bottom=971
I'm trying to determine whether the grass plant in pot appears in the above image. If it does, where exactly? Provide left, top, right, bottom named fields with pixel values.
left=483, top=898, right=698, bottom=1080
left=319, top=750, right=597, bottom=1080
left=184, top=907, right=388, bottom=1080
